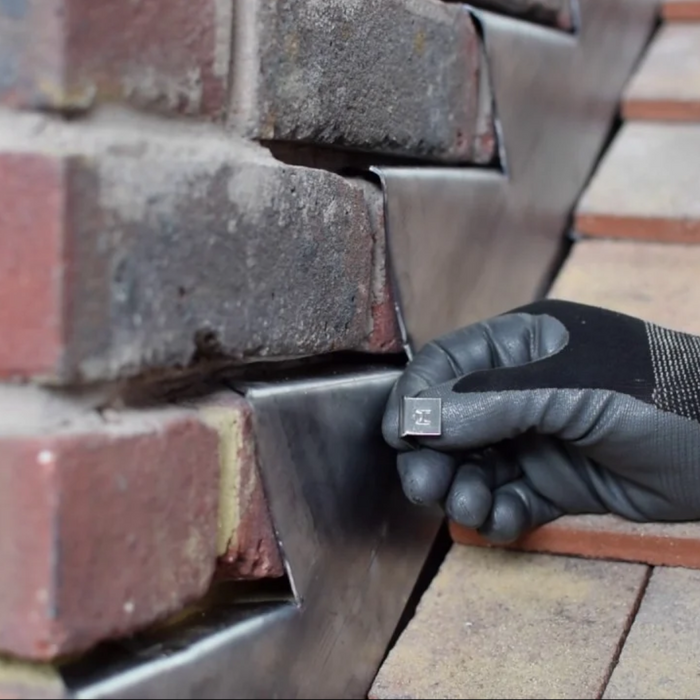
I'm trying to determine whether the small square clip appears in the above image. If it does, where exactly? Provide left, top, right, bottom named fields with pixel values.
left=400, top=397, right=442, bottom=438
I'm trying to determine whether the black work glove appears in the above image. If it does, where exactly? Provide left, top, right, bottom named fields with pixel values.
left=382, top=299, right=700, bottom=544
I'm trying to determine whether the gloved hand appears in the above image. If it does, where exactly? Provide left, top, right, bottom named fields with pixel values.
left=382, top=299, right=700, bottom=544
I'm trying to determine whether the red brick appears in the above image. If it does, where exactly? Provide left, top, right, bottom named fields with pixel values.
left=0, top=154, right=65, bottom=378
left=450, top=516, right=700, bottom=570
left=192, top=391, right=285, bottom=581
left=370, top=546, right=648, bottom=699
left=0, top=0, right=231, bottom=118
left=623, top=24, right=700, bottom=122
left=575, top=123, right=700, bottom=243
left=231, top=0, right=495, bottom=164
left=0, top=111, right=396, bottom=384
left=664, top=0, right=700, bottom=20
left=0, top=403, right=220, bottom=660
left=547, top=238, right=700, bottom=336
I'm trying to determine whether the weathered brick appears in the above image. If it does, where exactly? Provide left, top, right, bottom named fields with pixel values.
left=0, top=153, right=65, bottom=376
left=0, top=109, right=393, bottom=384
left=450, top=516, right=700, bottom=570
left=357, top=180, right=402, bottom=354
left=370, top=547, right=648, bottom=699
left=604, top=567, right=700, bottom=699
left=193, top=391, right=285, bottom=581
left=231, top=0, right=495, bottom=164
left=0, top=399, right=220, bottom=660
left=0, top=657, right=64, bottom=700
left=623, top=24, right=700, bottom=122
left=454, top=0, right=574, bottom=29
left=664, top=0, right=700, bottom=20
left=575, top=123, right=700, bottom=243
left=0, top=0, right=232, bottom=118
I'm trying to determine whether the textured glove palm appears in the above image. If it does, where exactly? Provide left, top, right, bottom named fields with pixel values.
left=382, top=299, right=700, bottom=544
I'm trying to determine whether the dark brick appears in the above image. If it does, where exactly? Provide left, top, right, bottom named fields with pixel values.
left=0, top=401, right=220, bottom=660
left=0, top=110, right=395, bottom=383
left=231, top=0, right=495, bottom=164
left=0, top=0, right=232, bottom=118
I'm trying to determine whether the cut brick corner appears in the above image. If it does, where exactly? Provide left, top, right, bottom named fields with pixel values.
left=186, top=390, right=286, bottom=582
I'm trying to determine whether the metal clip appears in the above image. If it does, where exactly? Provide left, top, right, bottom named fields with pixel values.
left=400, top=396, right=442, bottom=438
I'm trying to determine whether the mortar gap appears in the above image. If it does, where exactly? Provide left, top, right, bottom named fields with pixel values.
left=264, top=139, right=500, bottom=175
left=597, top=565, right=653, bottom=699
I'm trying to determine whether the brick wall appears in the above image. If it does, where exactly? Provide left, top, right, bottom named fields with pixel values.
left=0, top=0, right=557, bottom=689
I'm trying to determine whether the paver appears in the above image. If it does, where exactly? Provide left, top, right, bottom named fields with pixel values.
left=451, top=515, right=700, bottom=569
left=604, top=567, right=700, bottom=699
left=576, top=123, right=700, bottom=242
left=664, top=0, right=700, bottom=20
left=548, top=238, right=700, bottom=336
left=370, top=546, right=648, bottom=699
left=623, top=24, right=700, bottom=121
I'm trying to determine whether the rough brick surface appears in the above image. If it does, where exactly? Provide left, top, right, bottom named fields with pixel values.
left=604, top=567, right=700, bottom=699
left=0, top=402, right=220, bottom=660
left=0, top=110, right=398, bottom=384
left=451, top=516, right=700, bottom=569
left=0, top=153, right=65, bottom=376
left=370, top=547, right=648, bottom=699
left=548, top=238, right=700, bottom=336
left=623, top=24, right=700, bottom=121
left=575, top=123, right=700, bottom=243
left=664, top=0, right=700, bottom=20
left=231, top=0, right=495, bottom=164
left=358, top=180, right=402, bottom=353
left=0, top=658, right=65, bottom=700
left=194, top=391, right=285, bottom=581
left=457, top=0, right=574, bottom=29
left=0, top=0, right=232, bottom=118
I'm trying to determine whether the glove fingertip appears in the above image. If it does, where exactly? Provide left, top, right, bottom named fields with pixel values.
left=398, top=450, right=455, bottom=506
left=478, top=491, right=528, bottom=545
